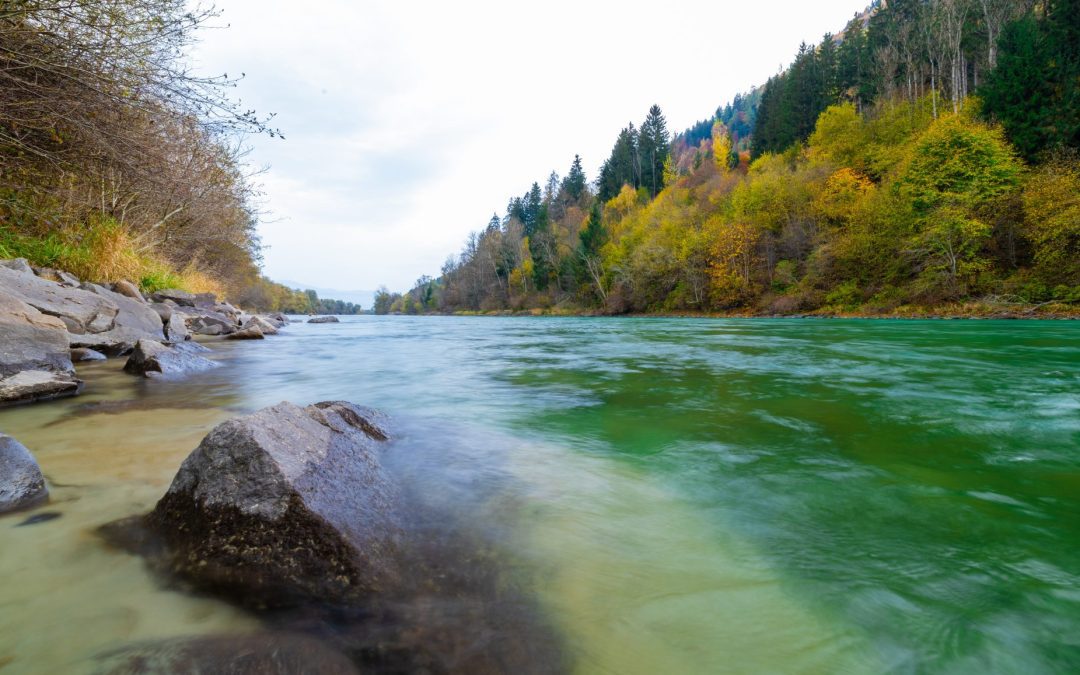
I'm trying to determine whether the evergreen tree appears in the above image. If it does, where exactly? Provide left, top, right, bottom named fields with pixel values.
left=598, top=124, right=640, bottom=201
left=563, top=154, right=588, bottom=200
left=639, top=105, right=670, bottom=197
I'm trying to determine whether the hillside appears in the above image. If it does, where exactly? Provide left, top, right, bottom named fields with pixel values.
left=385, top=0, right=1078, bottom=317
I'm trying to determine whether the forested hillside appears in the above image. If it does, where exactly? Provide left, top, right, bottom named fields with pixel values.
left=386, top=0, right=1078, bottom=316
left=0, top=1, right=351, bottom=313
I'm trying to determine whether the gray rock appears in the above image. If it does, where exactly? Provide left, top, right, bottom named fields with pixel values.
left=0, top=434, right=48, bottom=513
left=0, top=291, right=82, bottom=406
left=70, top=347, right=107, bottom=362
left=81, top=283, right=166, bottom=342
left=308, top=315, right=340, bottom=324
left=0, top=258, right=34, bottom=274
left=0, top=369, right=81, bottom=406
left=33, top=267, right=79, bottom=286
left=111, top=280, right=144, bottom=302
left=150, top=289, right=196, bottom=307
left=193, top=292, right=219, bottom=308
left=267, top=312, right=289, bottom=327
left=243, top=316, right=279, bottom=335
left=164, top=312, right=190, bottom=341
left=226, top=325, right=264, bottom=340
left=143, top=401, right=400, bottom=607
left=94, top=633, right=359, bottom=675
left=123, top=339, right=218, bottom=379
left=0, top=266, right=118, bottom=334
left=183, top=310, right=237, bottom=336
left=68, top=333, right=136, bottom=357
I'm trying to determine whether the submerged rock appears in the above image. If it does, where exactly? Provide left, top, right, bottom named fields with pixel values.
left=95, top=633, right=359, bottom=675
left=102, top=401, right=568, bottom=673
left=308, top=315, right=340, bottom=324
left=0, top=291, right=81, bottom=406
left=140, top=401, right=400, bottom=606
left=123, top=339, right=218, bottom=379
left=0, top=434, right=48, bottom=514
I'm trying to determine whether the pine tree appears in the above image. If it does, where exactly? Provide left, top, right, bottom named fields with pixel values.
left=563, top=154, right=587, bottom=201
left=639, top=105, right=670, bottom=197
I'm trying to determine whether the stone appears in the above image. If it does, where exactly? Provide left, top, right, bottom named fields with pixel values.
left=149, top=289, right=196, bottom=307
left=0, top=291, right=82, bottom=406
left=184, top=310, right=237, bottom=336
left=80, top=283, right=166, bottom=342
left=142, top=401, right=400, bottom=607
left=0, top=266, right=118, bottom=334
left=226, top=325, right=264, bottom=340
left=0, top=258, right=34, bottom=274
left=0, top=434, right=48, bottom=514
left=33, top=267, right=80, bottom=286
left=111, top=280, right=144, bottom=302
left=94, top=633, right=359, bottom=675
left=308, top=315, right=340, bottom=324
left=123, top=339, right=218, bottom=379
left=243, top=316, right=279, bottom=335
left=70, top=347, right=107, bottom=362
left=267, top=312, right=289, bottom=327
left=164, top=312, right=190, bottom=341
left=193, top=292, right=219, bottom=308
left=0, top=370, right=81, bottom=406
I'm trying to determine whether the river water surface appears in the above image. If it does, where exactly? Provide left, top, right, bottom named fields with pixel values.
left=0, top=317, right=1078, bottom=673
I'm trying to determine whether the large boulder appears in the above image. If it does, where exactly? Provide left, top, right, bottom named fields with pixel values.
left=1, top=258, right=34, bottom=274
left=308, top=315, right=340, bottom=324
left=123, top=339, right=218, bottom=379
left=143, top=401, right=401, bottom=607
left=0, top=291, right=81, bottom=406
left=0, top=265, right=117, bottom=334
left=0, top=434, right=48, bottom=514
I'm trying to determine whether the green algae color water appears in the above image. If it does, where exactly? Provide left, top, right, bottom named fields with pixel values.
left=1, top=317, right=1078, bottom=673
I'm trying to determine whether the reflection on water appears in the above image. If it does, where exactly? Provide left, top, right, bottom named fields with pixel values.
left=1, top=317, right=1078, bottom=673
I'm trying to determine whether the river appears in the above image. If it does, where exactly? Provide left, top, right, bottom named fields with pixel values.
left=1, top=316, right=1078, bottom=673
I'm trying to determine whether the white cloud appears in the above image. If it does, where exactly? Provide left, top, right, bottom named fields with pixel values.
left=193, top=0, right=865, bottom=290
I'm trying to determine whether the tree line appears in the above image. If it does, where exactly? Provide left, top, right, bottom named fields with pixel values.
left=0, top=0, right=300, bottom=311
left=381, top=0, right=1077, bottom=315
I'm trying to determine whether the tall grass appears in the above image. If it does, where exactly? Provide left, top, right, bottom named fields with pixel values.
left=0, top=216, right=224, bottom=298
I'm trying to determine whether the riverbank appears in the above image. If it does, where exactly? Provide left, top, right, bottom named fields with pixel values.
left=406, top=299, right=1080, bottom=320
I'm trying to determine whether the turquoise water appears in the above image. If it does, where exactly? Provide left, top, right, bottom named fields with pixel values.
left=1, top=317, right=1078, bottom=673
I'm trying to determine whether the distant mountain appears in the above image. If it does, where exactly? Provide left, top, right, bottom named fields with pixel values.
left=277, top=280, right=376, bottom=310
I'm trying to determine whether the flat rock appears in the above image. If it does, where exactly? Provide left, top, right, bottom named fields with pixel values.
left=150, top=289, right=196, bottom=307
left=123, top=339, right=218, bottom=379
left=0, top=291, right=81, bottom=406
left=308, top=315, right=340, bottom=323
left=0, top=266, right=117, bottom=334
left=0, top=258, right=34, bottom=274
left=70, top=347, right=107, bottom=362
left=0, top=434, right=48, bottom=514
left=226, top=325, right=264, bottom=340
left=95, top=633, right=359, bottom=675
left=33, top=267, right=81, bottom=286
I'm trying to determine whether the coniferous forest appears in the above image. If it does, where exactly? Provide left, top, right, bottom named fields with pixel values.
left=382, top=0, right=1079, bottom=316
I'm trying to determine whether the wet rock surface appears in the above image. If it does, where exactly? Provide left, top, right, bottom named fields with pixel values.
left=123, top=339, right=218, bottom=379
left=70, top=347, right=108, bottom=362
left=308, top=315, right=340, bottom=323
left=102, top=401, right=567, bottom=674
left=94, top=633, right=360, bottom=675
left=0, top=433, right=48, bottom=514
left=226, top=324, right=264, bottom=340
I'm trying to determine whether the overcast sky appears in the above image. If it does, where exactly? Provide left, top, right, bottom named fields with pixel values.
left=191, top=0, right=864, bottom=292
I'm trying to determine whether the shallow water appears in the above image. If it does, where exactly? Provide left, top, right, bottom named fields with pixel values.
left=1, top=316, right=1078, bottom=673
